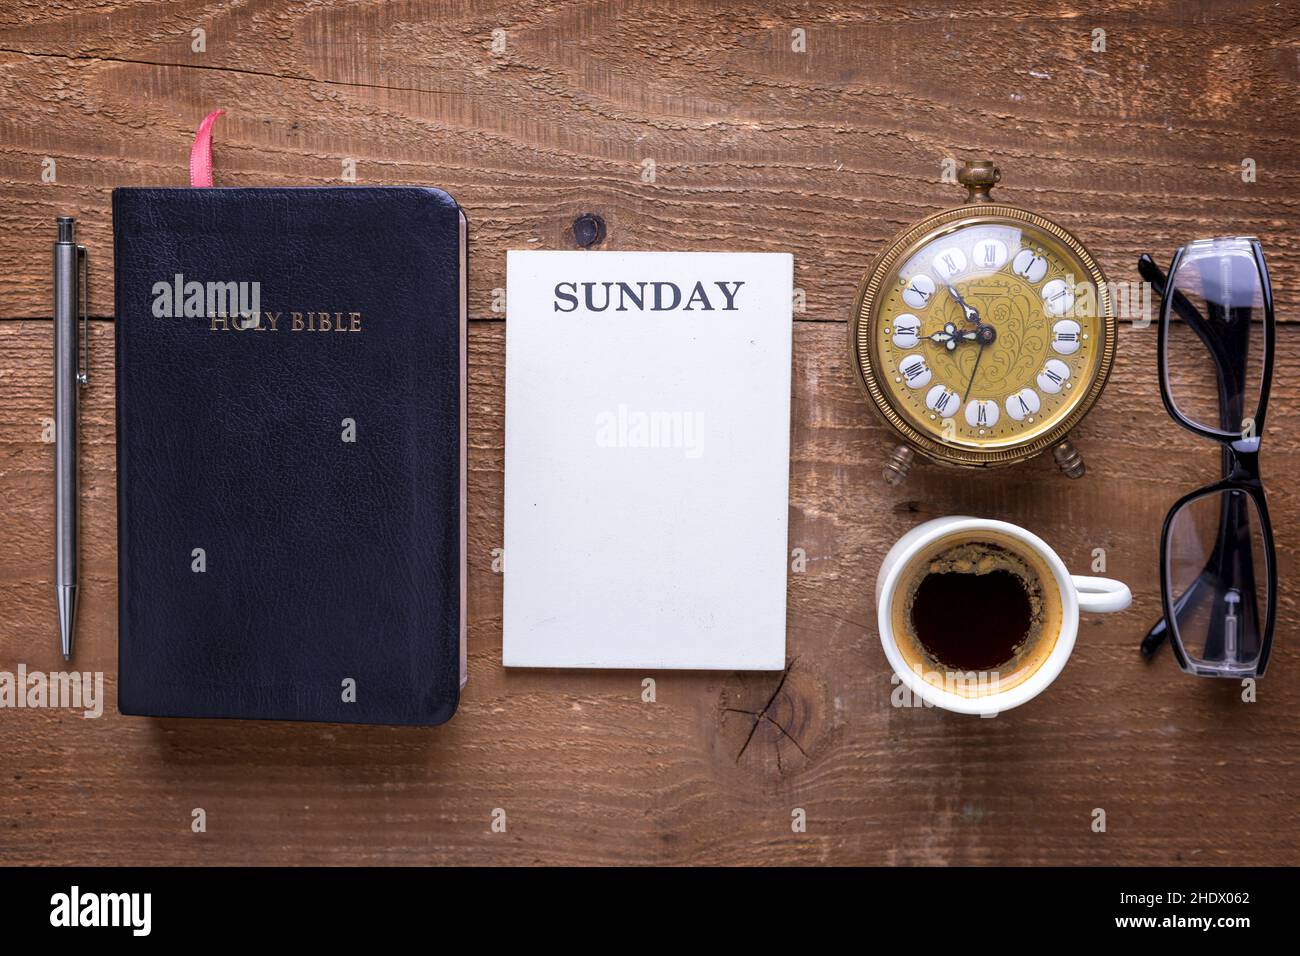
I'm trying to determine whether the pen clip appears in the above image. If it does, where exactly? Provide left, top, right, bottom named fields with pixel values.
left=77, top=244, right=88, bottom=386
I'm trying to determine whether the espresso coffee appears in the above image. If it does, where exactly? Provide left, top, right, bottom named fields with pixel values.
left=891, top=532, right=1063, bottom=696
left=912, top=564, right=1031, bottom=670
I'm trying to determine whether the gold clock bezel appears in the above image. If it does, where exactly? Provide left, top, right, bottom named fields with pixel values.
left=849, top=203, right=1116, bottom=468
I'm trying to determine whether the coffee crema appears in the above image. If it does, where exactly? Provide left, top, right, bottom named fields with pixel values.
left=891, top=531, right=1063, bottom=698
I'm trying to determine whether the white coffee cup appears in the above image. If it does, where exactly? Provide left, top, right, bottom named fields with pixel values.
left=876, top=516, right=1131, bottom=716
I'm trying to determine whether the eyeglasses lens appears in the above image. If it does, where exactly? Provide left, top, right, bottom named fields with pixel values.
left=1162, top=239, right=1267, bottom=437
left=1166, top=488, right=1270, bottom=676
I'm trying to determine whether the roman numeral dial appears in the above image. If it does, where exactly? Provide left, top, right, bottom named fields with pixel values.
left=861, top=218, right=1106, bottom=452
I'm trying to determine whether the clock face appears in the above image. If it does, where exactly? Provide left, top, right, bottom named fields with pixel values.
left=852, top=209, right=1114, bottom=464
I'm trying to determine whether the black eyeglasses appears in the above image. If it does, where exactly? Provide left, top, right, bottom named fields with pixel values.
left=1136, top=237, right=1276, bottom=678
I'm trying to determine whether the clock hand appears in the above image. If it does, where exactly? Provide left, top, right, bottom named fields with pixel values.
left=960, top=323, right=998, bottom=403
left=945, top=282, right=980, bottom=323
left=961, top=341, right=986, bottom=403
left=926, top=323, right=977, bottom=350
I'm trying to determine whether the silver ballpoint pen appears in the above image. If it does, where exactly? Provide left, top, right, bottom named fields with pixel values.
left=53, top=216, right=88, bottom=661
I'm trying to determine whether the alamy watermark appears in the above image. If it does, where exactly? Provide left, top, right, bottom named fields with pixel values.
left=595, top=405, right=705, bottom=459
left=1, top=664, right=104, bottom=718
left=891, top=668, right=1002, bottom=708
left=50, top=885, right=151, bottom=935
left=1054, top=274, right=1153, bottom=326
left=152, top=272, right=260, bottom=324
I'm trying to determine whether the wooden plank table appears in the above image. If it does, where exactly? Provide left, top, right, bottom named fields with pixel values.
left=1, top=0, right=1297, bottom=866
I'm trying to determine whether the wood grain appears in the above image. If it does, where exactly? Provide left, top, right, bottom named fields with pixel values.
left=2, top=317, right=1298, bottom=865
left=1, top=0, right=1298, bottom=321
left=1, top=0, right=1298, bottom=866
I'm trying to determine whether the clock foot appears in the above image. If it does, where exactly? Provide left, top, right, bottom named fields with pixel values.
left=883, top=445, right=915, bottom=486
left=1052, top=439, right=1086, bottom=479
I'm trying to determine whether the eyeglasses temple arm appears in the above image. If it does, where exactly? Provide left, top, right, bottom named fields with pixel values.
left=1138, top=253, right=1244, bottom=433
left=1141, top=615, right=1169, bottom=658
left=1138, top=254, right=1210, bottom=331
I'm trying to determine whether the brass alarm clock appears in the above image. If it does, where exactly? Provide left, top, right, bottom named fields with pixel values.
left=849, top=160, right=1116, bottom=484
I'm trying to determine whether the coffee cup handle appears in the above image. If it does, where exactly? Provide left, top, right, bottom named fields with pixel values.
left=1071, top=575, right=1132, bottom=614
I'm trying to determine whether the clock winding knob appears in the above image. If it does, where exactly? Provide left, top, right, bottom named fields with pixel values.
left=958, top=161, right=1000, bottom=204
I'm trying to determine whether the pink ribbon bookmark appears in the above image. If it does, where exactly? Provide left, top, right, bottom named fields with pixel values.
left=189, top=109, right=225, bottom=187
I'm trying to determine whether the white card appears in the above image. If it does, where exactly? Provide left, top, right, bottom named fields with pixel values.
left=503, top=251, right=793, bottom=669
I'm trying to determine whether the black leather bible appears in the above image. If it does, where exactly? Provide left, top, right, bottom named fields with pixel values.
left=112, top=187, right=467, bottom=725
